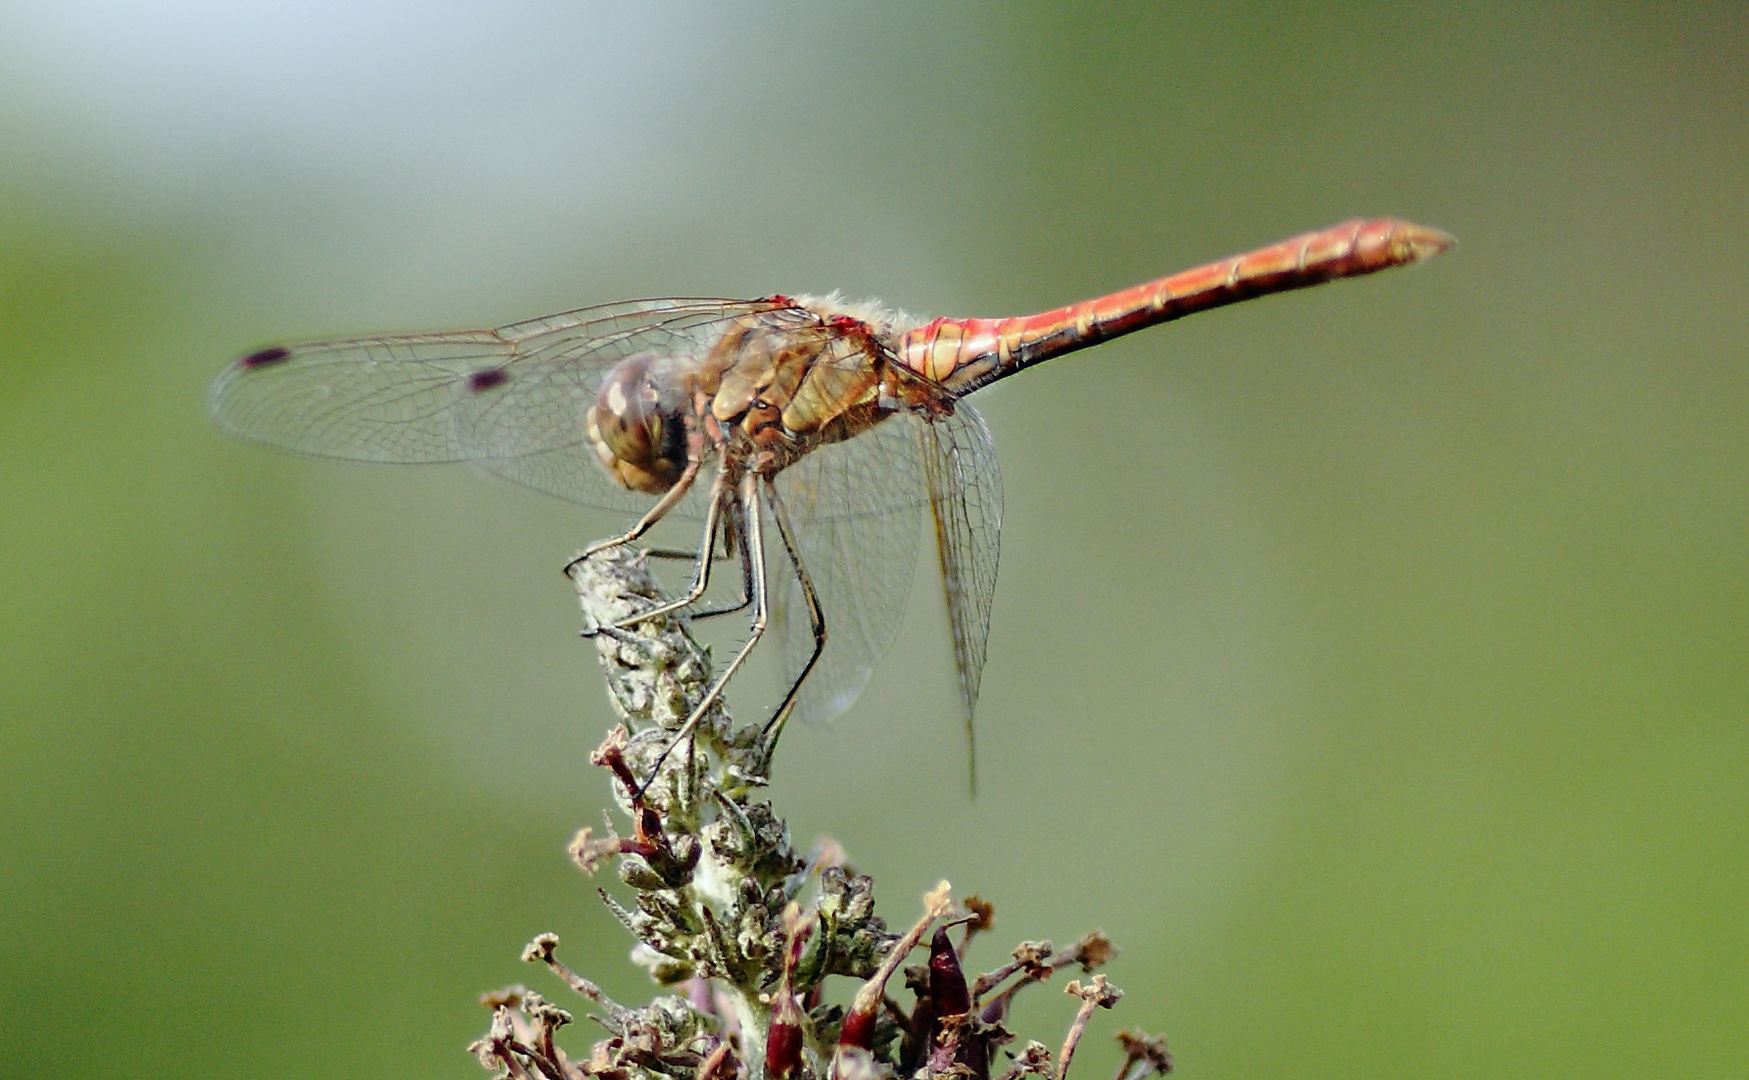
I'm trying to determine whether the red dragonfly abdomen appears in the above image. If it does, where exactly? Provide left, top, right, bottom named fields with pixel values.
left=895, top=217, right=1451, bottom=397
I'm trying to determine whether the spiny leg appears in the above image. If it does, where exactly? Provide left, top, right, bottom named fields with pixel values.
left=756, top=477, right=826, bottom=770
left=638, top=538, right=752, bottom=622
left=641, top=502, right=755, bottom=621
left=684, top=528, right=756, bottom=622
left=592, top=468, right=733, bottom=634
left=644, top=508, right=741, bottom=564
left=641, top=516, right=751, bottom=620
left=632, top=471, right=771, bottom=799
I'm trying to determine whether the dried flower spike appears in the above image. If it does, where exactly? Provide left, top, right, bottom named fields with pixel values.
left=470, top=549, right=1169, bottom=1080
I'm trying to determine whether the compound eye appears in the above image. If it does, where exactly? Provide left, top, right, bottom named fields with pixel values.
left=586, top=353, right=689, bottom=494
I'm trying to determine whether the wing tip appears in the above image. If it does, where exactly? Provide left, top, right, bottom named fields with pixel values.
left=237, top=344, right=292, bottom=370
left=209, top=345, right=293, bottom=427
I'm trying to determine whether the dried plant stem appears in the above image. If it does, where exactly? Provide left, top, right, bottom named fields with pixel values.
left=470, top=547, right=1170, bottom=1080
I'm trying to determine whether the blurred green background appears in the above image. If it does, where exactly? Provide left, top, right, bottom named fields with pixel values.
left=3, top=3, right=1745, bottom=1077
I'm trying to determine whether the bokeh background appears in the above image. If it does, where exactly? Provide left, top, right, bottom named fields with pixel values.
left=4, top=3, right=1746, bottom=1077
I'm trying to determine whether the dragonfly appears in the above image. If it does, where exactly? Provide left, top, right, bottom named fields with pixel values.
left=211, top=217, right=1450, bottom=788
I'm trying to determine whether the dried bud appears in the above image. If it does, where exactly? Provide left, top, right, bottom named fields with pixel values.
left=1113, top=1029, right=1173, bottom=1080
left=521, top=933, right=560, bottom=965
left=479, top=985, right=529, bottom=1010
left=837, top=997, right=879, bottom=1052
left=843, top=881, right=954, bottom=1049
left=963, top=896, right=996, bottom=933
left=928, top=926, right=972, bottom=1018
left=958, top=895, right=997, bottom=955
left=469, top=1005, right=516, bottom=1070
left=1063, top=931, right=1116, bottom=972
left=765, top=1005, right=806, bottom=1080
left=1004, top=1040, right=1053, bottom=1079
left=522, top=991, right=572, bottom=1029
left=766, top=905, right=815, bottom=1080
left=619, top=856, right=667, bottom=890
left=1056, top=976, right=1123, bottom=1080
left=1064, top=976, right=1122, bottom=1010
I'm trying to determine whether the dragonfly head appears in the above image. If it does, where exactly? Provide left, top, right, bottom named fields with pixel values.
left=586, top=352, right=691, bottom=495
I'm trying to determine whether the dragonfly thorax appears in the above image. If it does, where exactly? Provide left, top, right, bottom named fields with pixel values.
left=586, top=352, right=693, bottom=495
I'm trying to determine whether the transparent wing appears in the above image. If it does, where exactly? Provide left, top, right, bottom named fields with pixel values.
left=768, top=414, right=926, bottom=726
left=768, top=403, right=1001, bottom=727
left=921, top=404, right=1003, bottom=782
left=207, top=297, right=793, bottom=515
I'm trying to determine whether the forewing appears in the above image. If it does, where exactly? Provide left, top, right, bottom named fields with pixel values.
left=768, top=412, right=931, bottom=726
left=209, top=331, right=512, bottom=462
left=921, top=403, right=1003, bottom=774
left=207, top=298, right=782, bottom=514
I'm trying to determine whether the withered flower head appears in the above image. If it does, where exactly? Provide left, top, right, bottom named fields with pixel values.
left=471, top=548, right=1169, bottom=1080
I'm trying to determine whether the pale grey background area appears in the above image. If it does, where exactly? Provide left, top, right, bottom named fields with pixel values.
left=3, top=3, right=1745, bottom=1078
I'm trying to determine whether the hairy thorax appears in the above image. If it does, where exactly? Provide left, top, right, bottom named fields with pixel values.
left=585, top=299, right=934, bottom=495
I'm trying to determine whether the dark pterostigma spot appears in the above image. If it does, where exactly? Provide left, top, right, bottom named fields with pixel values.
left=469, top=367, right=510, bottom=392
left=239, top=345, right=291, bottom=368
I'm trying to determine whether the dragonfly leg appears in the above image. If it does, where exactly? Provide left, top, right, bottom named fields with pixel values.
left=755, top=477, right=825, bottom=769
left=644, top=546, right=735, bottom=563
left=562, top=448, right=706, bottom=578
left=638, top=513, right=751, bottom=621
left=632, top=472, right=770, bottom=800
left=684, top=528, right=755, bottom=622
left=593, top=469, right=730, bottom=633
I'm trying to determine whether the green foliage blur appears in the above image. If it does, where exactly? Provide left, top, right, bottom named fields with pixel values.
left=3, top=4, right=1745, bottom=1078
